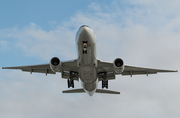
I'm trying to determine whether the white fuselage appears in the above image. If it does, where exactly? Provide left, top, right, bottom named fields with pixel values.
left=75, top=25, right=98, bottom=96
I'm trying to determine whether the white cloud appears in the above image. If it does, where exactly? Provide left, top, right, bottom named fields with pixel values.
left=88, top=2, right=102, bottom=12
left=0, top=23, right=77, bottom=61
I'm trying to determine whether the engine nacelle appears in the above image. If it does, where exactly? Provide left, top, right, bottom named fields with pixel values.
left=50, top=57, right=62, bottom=72
left=113, top=58, right=124, bottom=74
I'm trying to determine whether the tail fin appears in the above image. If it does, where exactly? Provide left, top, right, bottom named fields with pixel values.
left=62, top=88, right=120, bottom=94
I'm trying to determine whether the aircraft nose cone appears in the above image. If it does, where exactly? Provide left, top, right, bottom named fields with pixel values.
left=76, top=25, right=94, bottom=44
left=83, top=26, right=88, bottom=34
left=80, top=26, right=89, bottom=36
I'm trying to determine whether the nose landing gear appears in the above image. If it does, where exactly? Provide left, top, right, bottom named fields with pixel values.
left=83, top=48, right=87, bottom=54
left=82, top=41, right=88, bottom=54
left=67, top=71, right=78, bottom=88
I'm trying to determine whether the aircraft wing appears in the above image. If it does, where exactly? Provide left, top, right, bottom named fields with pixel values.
left=97, top=61, right=178, bottom=77
left=122, top=65, right=178, bottom=76
left=2, top=64, right=55, bottom=75
left=2, top=60, right=78, bottom=76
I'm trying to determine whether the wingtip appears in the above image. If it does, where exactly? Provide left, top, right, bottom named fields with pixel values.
left=2, top=67, right=8, bottom=69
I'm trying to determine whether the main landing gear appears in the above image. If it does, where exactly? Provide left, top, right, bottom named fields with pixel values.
left=102, top=80, right=108, bottom=89
left=67, top=79, right=74, bottom=88
left=67, top=71, right=78, bottom=88
left=99, top=72, right=108, bottom=89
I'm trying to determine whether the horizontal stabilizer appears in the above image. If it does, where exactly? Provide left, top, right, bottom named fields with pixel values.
left=62, top=89, right=85, bottom=93
left=96, top=89, right=120, bottom=94
left=63, top=88, right=120, bottom=94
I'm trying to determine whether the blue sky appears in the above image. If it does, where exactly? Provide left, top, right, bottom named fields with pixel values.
left=0, top=0, right=112, bottom=29
left=0, top=0, right=180, bottom=118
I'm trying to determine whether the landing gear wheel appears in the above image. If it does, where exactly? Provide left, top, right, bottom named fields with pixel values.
left=67, top=79, right=74, bottom=88
left=67, top=71, right=78, bottom=88
left=102, top=80, right=108, bottom=89
left=98, top=72, right=108, bottom=89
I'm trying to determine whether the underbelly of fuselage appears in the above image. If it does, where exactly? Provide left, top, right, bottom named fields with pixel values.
left=78, top=45, right=98, bottom=94
left=79, top=66, right=97, bottom=90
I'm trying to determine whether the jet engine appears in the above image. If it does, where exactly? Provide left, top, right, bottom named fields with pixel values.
left=50, top=57, right=62, bottom=72
left=113, top=58, right=124, bottom=74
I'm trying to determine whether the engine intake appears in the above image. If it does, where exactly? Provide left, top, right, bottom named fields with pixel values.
left=113, top=58, right=124, bottom=74
left=50, top=57, right=61, bottom=72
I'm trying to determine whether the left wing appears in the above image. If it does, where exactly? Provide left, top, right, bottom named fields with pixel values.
left=97, top=61, right=178, bottom=78
left=2, top=60, right=78, bottom=76
left=2, top=64, right=54, bottom=75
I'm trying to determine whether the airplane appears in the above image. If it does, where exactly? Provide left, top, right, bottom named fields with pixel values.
left=2, top=25, right=178, bottom=96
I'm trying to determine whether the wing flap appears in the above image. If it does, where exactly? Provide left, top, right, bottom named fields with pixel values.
left=122, top=71, right=157, bottom=76
left=22, top=68, right=55, bottom=74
